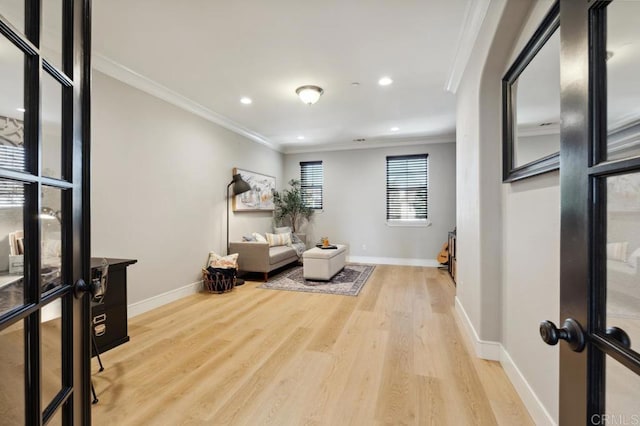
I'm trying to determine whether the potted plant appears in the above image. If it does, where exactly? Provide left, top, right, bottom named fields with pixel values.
left=272, top=179, right=314, bottom=233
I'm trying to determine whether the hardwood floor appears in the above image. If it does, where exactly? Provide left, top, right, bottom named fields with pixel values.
left=91, top=265, right=533, bottom=425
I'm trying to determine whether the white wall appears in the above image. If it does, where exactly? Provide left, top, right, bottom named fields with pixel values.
left=91, top=71, right=283, bottom=305
left=501, top=2, right=560, bottom=421
left=283, top=143, right=456, bottom=264
left=455, top=0, right=560, bottom=424
left=502, top=171, right=559, bottom=422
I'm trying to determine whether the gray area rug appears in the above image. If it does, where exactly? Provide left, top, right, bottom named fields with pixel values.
left=0, top=280, right=22, bottom=314
left=259, top=264, right=375, bottom=296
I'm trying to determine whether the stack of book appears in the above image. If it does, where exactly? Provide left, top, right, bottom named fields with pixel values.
left=9, top=230, right=24, bottom=274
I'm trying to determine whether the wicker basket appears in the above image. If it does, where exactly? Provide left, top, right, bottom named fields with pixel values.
left=202, top=267, right=236, bottom=293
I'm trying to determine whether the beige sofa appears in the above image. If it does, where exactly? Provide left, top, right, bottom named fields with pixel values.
left=230, top=234, right=306, bottom=281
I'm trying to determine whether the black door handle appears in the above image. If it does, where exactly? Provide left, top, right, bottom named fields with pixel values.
left=605, top=326, right=631, bottom=349
left=74, top=278, right=98, bottom=299
left=539, top=318, right=586, bottom=352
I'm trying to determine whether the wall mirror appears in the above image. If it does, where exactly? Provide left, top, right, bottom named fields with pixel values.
left=502, top=2, right=560, bottom=182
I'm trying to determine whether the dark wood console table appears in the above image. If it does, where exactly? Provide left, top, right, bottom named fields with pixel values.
left=447, top=231, right=456, bottom=285
left=91, top=257, right=137, bottom=356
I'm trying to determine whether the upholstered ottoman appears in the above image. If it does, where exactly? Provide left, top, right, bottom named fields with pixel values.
left=303, top=244, right=347, bottom=280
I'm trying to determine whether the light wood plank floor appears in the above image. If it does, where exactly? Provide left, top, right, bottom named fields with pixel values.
left=91, top=265, right=533, bottom=425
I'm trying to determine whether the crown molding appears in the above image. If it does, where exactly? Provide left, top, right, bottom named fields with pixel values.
left=445, top=0, right=492, bottom=94
left=281, top=133, right=456, bottom=155
left=92, top=53, right=280, bottom=152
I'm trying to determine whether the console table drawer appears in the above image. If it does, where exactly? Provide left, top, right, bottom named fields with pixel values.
left=91, top=303, right=129, bottom=356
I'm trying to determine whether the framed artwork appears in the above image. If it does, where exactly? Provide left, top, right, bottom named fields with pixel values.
left=232, top=168, right=275, bottom=211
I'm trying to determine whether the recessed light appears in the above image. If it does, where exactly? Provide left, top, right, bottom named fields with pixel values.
left=297, top=135, right=305, bottom=140
left=390, top=127, right=399, bottom=131
left=240, top=97, right=252, bottom=105
left=16, top=107, right=25, bottom=112
left=378, top=77, right=393, bottom=86
left=351, top=82, right=360, bottom=86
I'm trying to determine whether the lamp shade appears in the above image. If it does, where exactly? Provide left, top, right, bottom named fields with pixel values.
left=230, top=174, right=251, bottom=195
left=296, top=85, right=324, bottom=105
left=41, top=207, right=62, bottom=223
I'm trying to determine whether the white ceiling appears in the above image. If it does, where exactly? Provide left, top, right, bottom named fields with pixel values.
left=91, top=0, right=471, bottom=153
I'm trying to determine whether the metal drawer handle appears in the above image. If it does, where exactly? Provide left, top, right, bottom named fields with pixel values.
left=93, top=313, right=106, bottom=324
left=94, top=324, right=106, bottom=337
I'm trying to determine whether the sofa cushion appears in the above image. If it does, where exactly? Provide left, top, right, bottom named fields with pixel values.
left=607, top=242, right=629, bottom=262
left=266, top=232, right=292, bottom=247
left=252, top=232, right=267, bottom=243
left=269, top=246, right=296, bottom=264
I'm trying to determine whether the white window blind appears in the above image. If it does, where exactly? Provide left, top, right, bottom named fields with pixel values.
left=300, top=161, right=323, bottom=209
left=386, top=154, right=428, bottom=222
left=0, top=144, right=25, bottom=208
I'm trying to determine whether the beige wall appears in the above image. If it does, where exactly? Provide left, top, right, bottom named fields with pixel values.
left=91, top=71, right=283, bottom=304
left=283, top=143, right=456, bottom=263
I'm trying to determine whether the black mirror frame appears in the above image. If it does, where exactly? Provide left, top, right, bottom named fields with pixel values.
left=502, top=1, right=560, bottom=183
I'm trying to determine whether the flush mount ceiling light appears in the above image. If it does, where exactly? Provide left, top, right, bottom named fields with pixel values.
left=295, top=85, right=324, bottom=105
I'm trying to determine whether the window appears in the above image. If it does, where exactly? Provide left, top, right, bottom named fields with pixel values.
left=386, top=154, right=428, bottom=223
left=300, top=161, right=323, bottom=209
left=0, top=144, right=25, bottom=208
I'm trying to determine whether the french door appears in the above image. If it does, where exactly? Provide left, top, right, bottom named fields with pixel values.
left=540, top=0, right=640, bottom=424
left=0, top=0, right=92, bottom=424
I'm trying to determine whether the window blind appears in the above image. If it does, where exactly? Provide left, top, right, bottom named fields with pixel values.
left=386, top=154, right=428, bottom=221
left=300, top=161, right=323, bottom=209
left=0, top=144, right=25, bottom=208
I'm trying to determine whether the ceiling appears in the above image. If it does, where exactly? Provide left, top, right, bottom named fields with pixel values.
left=91, top=0, right=472, bottom=153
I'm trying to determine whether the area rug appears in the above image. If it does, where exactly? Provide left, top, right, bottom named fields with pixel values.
left=259, top=264, right=375, bottom=296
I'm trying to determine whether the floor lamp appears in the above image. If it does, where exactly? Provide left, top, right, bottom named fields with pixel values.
left=227, top=173, right=251, bottom=285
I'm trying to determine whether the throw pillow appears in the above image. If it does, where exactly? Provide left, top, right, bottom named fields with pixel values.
left=274, top=226, right=292, bottom=234
left=606, top=242, right=628, bottom=262
left=207, top=252, right=239, bottom=269
left=628, top=248, right=640, bottom=268
left=266, top=232, right=292, bottom=247
left=252, top=232, right=267, bottom=243
left=242, top=234, right=256, bottom=242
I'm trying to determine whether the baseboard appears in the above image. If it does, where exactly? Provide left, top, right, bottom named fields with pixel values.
left=127, top=280, right=202, bottom=318
left=500, top=347, right=557, bottom=426
left=347, top=256, right=440, bottom=267
left=454, top=297, right=556, bottom=425
left=454, top=296, right=501, bottom=360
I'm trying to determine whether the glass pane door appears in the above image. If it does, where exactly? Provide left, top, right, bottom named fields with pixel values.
left=0, top=0, right=92, bottom=423
left=606, top=173, right=640, bottom=355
